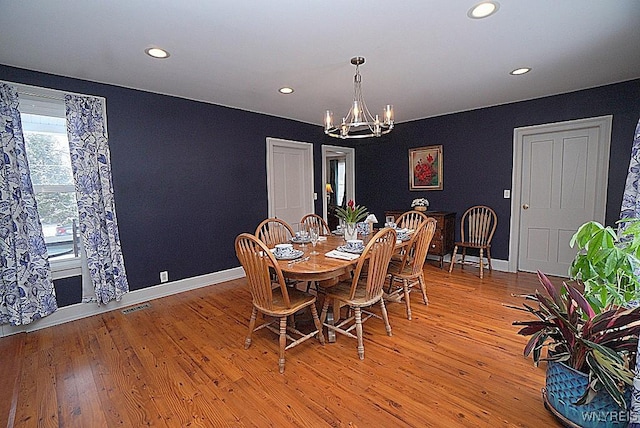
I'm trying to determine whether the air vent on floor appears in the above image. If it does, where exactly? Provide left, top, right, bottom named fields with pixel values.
left=121, top=302, right=151, bottom=314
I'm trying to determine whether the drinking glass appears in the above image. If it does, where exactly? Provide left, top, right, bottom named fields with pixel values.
left=309, top=225, right=319, bottom=255
left=295, top=222, right=309, bottom=247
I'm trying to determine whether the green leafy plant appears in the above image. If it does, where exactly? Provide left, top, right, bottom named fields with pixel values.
left=335, top=199, right=369, bottom=224
left=511, top=271, right=640, bottom=409
left=569, top=219, right=640, bottom=311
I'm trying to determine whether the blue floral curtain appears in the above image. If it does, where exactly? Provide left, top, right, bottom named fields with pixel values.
left=65, top=94, right=129, bottom=305
left=0, top=83, right=57, bottom=325
left=622, top=116, right=640, bottom=426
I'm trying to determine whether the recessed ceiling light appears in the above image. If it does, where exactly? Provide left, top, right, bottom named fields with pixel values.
left=510, top=67, right=531, bottom=76
left=279, top=87, right=294, bottom=94
left=145, top=47, right=170, bottom=59
left=468, top=1, right=500, bottom=19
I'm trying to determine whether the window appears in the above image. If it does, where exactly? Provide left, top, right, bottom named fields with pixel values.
left=18, top=90, right=82, bottom=275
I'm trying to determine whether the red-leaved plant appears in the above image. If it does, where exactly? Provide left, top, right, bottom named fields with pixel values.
left=511, top=271, right=640, bottom=408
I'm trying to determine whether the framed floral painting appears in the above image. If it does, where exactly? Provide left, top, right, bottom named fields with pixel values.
left=409, top=145, right=443, bottom=190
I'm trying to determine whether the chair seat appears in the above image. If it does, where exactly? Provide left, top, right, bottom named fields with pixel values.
left=325, top=280, right=384, bottom=308
left=454, top=241, right=491, bottom=249
left=387, top=259, right=415, bottom=277
left=257, top=287, right=317, bottom=317
left=391, top=252, right=413, bottom=264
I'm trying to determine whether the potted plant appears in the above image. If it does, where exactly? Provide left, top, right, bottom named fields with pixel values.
left=335, top=199, right=368, bottom=241
left=511, top=271, right=639, bottom=427
left=569, top=219, right=640, bottom=312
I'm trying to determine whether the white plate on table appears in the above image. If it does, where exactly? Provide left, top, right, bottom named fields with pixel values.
left=291, top=236, right=311, bottom=244
left=332, top=229, right=344, bottom=236
left=336, top=245, right=363, bottom=254
left=274, top=249, right=304, bottom=260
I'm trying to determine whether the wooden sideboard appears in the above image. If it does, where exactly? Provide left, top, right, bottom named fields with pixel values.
left=384, top=210, right=456, bottom=268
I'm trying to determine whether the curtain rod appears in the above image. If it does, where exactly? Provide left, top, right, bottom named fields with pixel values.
left=0, top=80, right=106, bottom=103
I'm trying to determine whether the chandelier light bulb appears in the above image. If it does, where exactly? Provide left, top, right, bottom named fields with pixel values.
left=324, top=110, right=334, bottom=131
left=384, top=105, right=394, bottom=125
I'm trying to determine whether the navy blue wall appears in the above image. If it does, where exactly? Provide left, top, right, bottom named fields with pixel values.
left=351, top=79, right=640, bottom=260
left=2, top=64, right=638, bottom=295
left=0, top=65, right=328, bottom=293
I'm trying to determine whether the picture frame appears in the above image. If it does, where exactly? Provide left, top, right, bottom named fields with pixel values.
left=409, top=145, right=443, bottom=190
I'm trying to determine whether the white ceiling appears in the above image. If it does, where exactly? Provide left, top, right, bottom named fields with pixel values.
left=1, top=1, right=639, bottom=126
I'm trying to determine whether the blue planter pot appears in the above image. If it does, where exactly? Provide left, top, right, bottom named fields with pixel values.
left=544, top=360, right=632, bottom=427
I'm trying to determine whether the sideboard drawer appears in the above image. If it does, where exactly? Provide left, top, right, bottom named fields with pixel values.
left=430, top=239, right=443, bottom=255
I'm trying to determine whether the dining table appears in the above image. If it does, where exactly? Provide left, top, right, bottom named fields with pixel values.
left=273, top=230, right=410, bottom=342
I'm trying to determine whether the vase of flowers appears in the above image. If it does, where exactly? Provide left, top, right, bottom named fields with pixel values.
left=411, top=198, right=429, bottom=212
left=336, top=200, right=369, bottom=241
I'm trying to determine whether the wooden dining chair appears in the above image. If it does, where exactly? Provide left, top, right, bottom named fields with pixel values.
left=301, top=213, right=331, bottom=236
left=255, top=218, right=294, bottom=247
left=392, top=210, right=429, bottom=261
left=319, top=227, right=397, bottom=360
left=235, top=233, right=325, bottom=373
left=395, top=210, right=429, bottom=230
left=448, top=205, right=497, bottom=279
left=386, top=218, right=437, bottom=320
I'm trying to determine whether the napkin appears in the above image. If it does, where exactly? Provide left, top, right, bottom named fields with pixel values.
left=325, top=250, right=360, bottom=261
left=318, top=236, right=327, bottom=241
left=365, top=214, right=378, bottom=223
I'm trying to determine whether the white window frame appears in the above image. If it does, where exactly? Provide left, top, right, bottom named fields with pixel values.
left=8, top=82, right=91, bottom=282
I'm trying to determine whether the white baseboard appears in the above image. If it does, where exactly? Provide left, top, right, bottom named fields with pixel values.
left=0, top=266, right=246, bottom=337
left=428, top=254, right=509, bottom=272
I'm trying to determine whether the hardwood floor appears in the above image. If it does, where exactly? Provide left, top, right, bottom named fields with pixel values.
left=1, top=265, right=562, bottom=427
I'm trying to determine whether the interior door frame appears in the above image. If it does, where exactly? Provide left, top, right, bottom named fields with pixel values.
left=508, top=115, right=612, bottom=273
left=321, top=144, right=356, bottom=221
left=266, top=137, right=315, bottom=220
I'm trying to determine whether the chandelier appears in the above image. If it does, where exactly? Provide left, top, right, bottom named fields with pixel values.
left=324, top=57, right=394, bottom=139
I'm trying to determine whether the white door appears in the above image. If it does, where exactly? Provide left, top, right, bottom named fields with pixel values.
left=266, top=138, right=314, bottom=226
left=510, top=116, right=611, bottom=277
left=321, top=145, right=355, bottom=221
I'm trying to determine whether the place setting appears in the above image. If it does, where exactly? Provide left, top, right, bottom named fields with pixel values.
left=291, top=223, right=311, bottom=244
left=325, top=239, right=363, bottom=261
left=336, top=239, right=364, bottom=254
left=396, top=229, right=412, bottom=242
left=272, top=243, right=304, bottom=261
left=385, top=221, right=412, bottom=243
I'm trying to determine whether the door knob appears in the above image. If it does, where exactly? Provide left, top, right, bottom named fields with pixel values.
left=522, top=204, right=529, bottom=210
